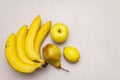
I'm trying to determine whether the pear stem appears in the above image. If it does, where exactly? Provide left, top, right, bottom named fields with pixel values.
left=60, top=67, right=69, bottom=72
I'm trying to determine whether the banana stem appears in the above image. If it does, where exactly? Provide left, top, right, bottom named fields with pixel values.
left=42, top=61, right=48, bottom=68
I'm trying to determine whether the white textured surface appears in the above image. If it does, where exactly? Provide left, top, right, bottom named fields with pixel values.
left=0, top=0, right=120, bottom=80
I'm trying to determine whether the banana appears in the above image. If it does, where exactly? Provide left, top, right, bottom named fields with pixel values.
left=5, top=33, right=42, bottom=73
left=35, top=21, right=51, bottom=57
left=16, top=25, right=36, bottom=64
left=25, top=15, right=44, bottom=62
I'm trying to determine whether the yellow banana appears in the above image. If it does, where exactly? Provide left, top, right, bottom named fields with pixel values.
left=5, top=33, right=42, bottom=73
left=16, top=25, right=36, bottom=64
left=35, top=21, right=51, bottom=57
left=25, top=15, right=44, bottom=62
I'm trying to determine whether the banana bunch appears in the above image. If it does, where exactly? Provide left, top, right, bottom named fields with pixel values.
left=5, top=15, right=51, bottom=73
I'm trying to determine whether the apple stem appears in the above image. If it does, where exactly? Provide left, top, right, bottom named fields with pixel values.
left=60, top=67, right=69, bottom=72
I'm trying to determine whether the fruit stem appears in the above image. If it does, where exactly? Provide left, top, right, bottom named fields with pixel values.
left=42, top=61, right=48, bottom=68
left=60, top=67, right=69, bottom=72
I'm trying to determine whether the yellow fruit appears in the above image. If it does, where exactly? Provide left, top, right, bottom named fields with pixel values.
left=42, top=44, right=61, bottom=68
left=63, top=46, right=80, bottom=63
left=35, top=21, right=51, bottom=57
left=50, top=23, right=69, bottom=43
left=25, top=15, right=44, bottom=63
left=16, top=25, right=36, bottom=64
left=42, top=44, right=69, bottom=72
left=5, top=33, right=42, bottom=73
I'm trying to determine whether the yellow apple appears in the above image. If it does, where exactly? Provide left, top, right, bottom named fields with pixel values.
left=50, top=23, right=69, bottom=43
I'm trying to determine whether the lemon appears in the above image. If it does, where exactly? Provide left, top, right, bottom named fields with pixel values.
left=63, top=46, right=80, bottom=63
